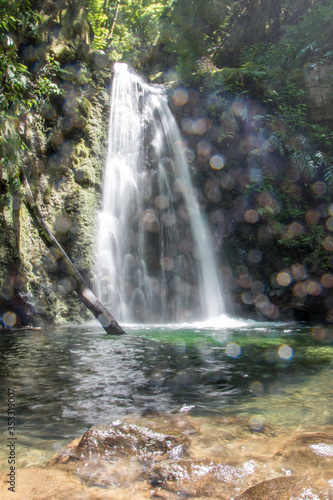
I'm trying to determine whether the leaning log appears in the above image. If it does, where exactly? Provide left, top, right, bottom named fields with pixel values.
left=22, top=171, right=125, bottom=335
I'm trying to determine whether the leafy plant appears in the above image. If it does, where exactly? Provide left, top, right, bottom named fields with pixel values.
left=0, top=112, right=22, bottom=192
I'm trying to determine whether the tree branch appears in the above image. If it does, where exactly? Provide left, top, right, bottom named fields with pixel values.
left=22, top=170, right=125, bottom=335
left=109, top=0, right=121, bottom=41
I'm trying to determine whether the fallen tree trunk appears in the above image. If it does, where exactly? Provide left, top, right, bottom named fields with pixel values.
left=22, top=171, right=125, bottom=335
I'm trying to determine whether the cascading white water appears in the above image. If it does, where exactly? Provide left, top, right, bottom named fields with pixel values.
left=95, top=63, right=225, bottom=323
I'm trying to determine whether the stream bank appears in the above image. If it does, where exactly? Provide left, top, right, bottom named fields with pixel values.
left=1, top=411, right=332, bottom=499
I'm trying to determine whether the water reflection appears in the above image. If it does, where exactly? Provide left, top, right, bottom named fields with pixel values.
left=0, top=321, right=332, bottom=468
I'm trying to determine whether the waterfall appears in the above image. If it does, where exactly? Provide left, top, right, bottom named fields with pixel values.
left=95, top=63, right=225, bottom=323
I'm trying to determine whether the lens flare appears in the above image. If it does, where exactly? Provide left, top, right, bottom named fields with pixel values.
left=249, top=415, right=264, bottom=431
left=278, top=345, right=293, bottom=360
left=244, top=210, right=259, bottom=223
left=172, top=88, right=188, bottom=106
left=276, top=272, right=292, bottom=287
left=2, top=311, right=17, bottom=327
left=210, top=155, right=225, bottom=170
left=226, top=343, right=241, bottom=358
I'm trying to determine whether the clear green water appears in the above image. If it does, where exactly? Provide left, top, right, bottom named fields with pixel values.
left=0, top=317, right=332, bottom=468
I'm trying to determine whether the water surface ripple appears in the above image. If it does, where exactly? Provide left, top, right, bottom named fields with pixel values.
left=0, top=320, right=332, bottom=467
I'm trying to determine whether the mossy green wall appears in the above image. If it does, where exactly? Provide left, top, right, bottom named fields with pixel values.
left=0, top=0, right=112, bottom=324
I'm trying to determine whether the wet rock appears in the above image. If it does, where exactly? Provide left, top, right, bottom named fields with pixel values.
left=47, top=437, right=81, bottom=466
left=75, top=421, right=190, bottom=463
left=8, top=414, right=333, bottom=499
left=0, top=291, right=35, bottom=327
left=149, top=457, right=267, bottom=499
left=276, top=429, right=333, bottom=470
left=149, top=457, right=220, bottom=485
left=48, top=420, right=191, bottom=491
left=0, top=466, right=87, bottom=500
left=235, top=476, right=325, bottom=499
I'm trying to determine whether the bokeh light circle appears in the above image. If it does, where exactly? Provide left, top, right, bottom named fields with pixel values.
left=278, top=344, right=293, bottom=360
left=226, top=342, right=241, bottom=358
left=210, top=154, right=225, bottom=170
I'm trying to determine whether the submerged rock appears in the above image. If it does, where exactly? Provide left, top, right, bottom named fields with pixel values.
left=0, top=467, right=87, bottom=500
left=4, top=414, right=333, bottom=499
left=236, top=476, right=325, bottom=499
left=277, top=428, right=333, bottom=468
left=75, top=420, right=190, bottom=463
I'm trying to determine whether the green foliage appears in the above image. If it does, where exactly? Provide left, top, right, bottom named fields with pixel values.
left=0, top=0, right=43, bottom=108
left=84, top=0, right=333, bottom=91
left=213, top=3, right=333, bottom=188
left=165, top=0, right=226, bottom=75
left=0, top=112, right=22, bottom=192
left=0, top=0, right=61, bottom=192
left=35, top=78, right=62, bottom=99
left=0, top=0, right=40, bottom=38
left=87, top=0, right=111, bottom=50
left=282, top=3, right=333, bottom=62
left=87, top=0, right=173, bottom=65
left=277, top=225, right=325, bottom=253
left=209, top=65, right=268, bottom=98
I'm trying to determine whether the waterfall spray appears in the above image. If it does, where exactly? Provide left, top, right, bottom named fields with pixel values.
left=96, top=63, right=225, bottom=323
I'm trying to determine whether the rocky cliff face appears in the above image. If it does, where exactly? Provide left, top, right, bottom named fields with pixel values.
left=169, top=69, right=333, bottom=323
left=0, top=0, right=113, bottom=325
left=305, top=60, right=333, bottom=123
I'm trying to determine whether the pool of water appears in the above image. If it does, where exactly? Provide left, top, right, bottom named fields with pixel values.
left=0, top=315, right=332, bottom=469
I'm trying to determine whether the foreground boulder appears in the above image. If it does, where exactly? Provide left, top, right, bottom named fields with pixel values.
left=0, top=414, right=332, bottom=499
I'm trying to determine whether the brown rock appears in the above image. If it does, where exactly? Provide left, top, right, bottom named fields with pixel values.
left=0, top=467, right=87, bottom=500
left=74, top=420, right=190, bottom=463
left=276, top=430, right=333, bottom=470
left=235, top=476, right=325, bottom=499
